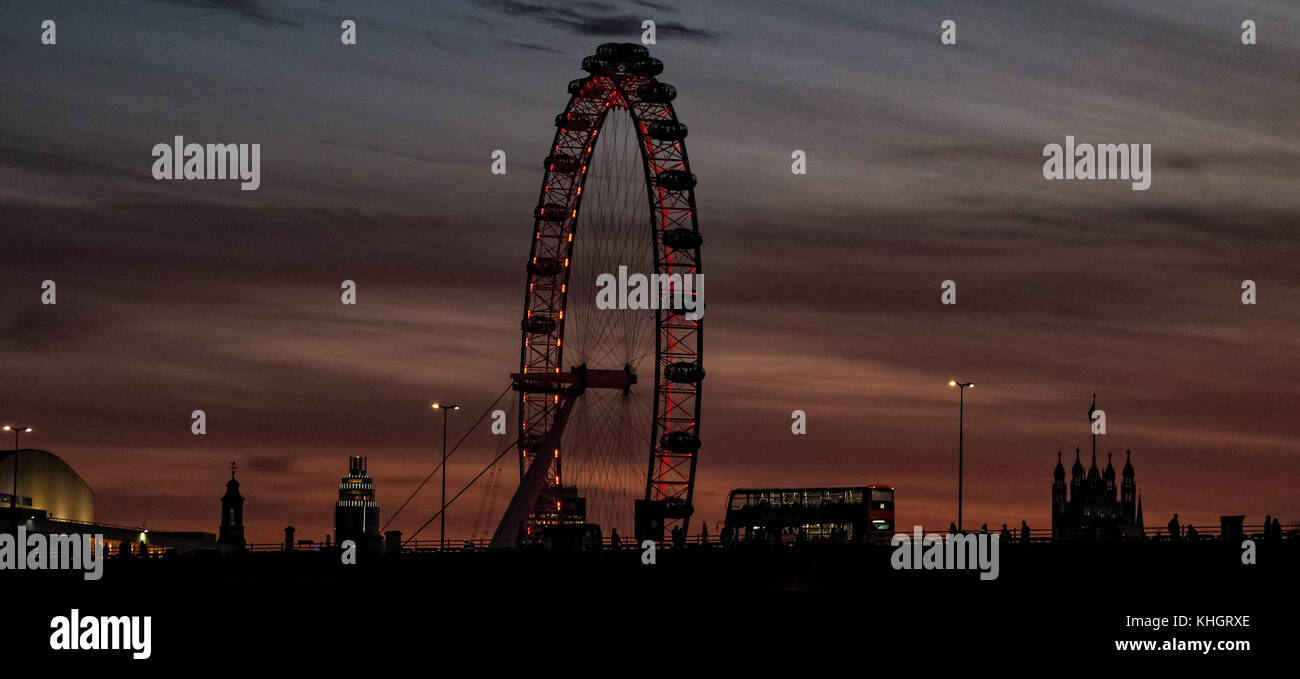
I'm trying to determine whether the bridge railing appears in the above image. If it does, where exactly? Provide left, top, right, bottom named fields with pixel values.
left=237, top=522, right=1295, bottom=553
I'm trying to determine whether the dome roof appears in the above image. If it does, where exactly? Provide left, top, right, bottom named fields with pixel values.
left=0, top=448, right=94, bottom=523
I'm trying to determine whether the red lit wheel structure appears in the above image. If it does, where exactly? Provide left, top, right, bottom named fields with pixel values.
left=492, top=43, right=703, bottom=546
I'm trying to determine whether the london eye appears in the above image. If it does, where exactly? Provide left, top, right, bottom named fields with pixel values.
left=492, top=43, right=704, bottom=546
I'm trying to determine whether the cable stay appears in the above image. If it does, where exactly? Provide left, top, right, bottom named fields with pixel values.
left=381, top=382, right=513, bottom=532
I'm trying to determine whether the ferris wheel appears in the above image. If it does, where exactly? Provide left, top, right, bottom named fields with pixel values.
left=491, top=43, right=704, bottom=546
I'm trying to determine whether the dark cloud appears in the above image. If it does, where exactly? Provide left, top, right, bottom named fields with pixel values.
left=488, top=0, right=718, bottom=40
left=635, top=0, right=677, bottom=12
left=0, top=304, right=84, bottom=350
left=153, top=0, right=298, bottom=26
left=499, top=39, right=567, bottom=54
left=246, top=456, right=295, bottom=473
left=0, top=137, right=132, bottom=178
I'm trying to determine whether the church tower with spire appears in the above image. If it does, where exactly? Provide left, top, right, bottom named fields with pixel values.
left=219, top=461, right=245, bottom=548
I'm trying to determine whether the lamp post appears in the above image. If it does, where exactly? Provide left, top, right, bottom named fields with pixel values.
left=3, top=425, right=33, bottom=509
left=947, top=381, right=973, bottom=532
left=431, top=403, right=460, bottom=551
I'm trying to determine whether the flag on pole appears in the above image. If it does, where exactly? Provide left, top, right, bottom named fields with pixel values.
left=1088, top=394, right=1096, bottom=423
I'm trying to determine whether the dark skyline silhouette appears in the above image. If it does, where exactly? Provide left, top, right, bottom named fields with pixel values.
left=2, top=0, right=1298, bottom=543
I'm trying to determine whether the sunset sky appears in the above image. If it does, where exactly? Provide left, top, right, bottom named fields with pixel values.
left=2, top=0, right=1298, bottom=543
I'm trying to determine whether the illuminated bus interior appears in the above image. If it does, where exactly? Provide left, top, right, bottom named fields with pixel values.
left=724, top=485, right=894, bottom=544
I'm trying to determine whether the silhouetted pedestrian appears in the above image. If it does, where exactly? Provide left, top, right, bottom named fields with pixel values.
left=610, top=528, right=621, bottom=550
left=1168, top=514, right=1180, bottom=540
left=1272, top=518, right=1282, bottom=540
left=1186, top=524, right=1198, bottom=541
left=999, top=524, right=1011, bottom=542
left=980, top=523, right=988, bottom=535
left=949, top=522, right=958, bottom=535
left=1020, top=521, right=1030, bottom=544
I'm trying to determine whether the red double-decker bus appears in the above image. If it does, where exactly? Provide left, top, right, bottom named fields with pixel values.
left=723, top=484, right=895, bottom=544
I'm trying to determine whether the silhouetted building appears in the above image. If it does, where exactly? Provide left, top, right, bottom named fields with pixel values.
left=1052, top=448, right=1144, bottom=539
left=526, top=486, right=599, bottom=548
left=219, top=462, right=245, bottom=548
left=335, top=456, right=380, bottom=550
left=530, top=485, right=586, bottom=528
left=0, top=449, right=94, bottom=523
left=0, top=449, right=217, bottom=554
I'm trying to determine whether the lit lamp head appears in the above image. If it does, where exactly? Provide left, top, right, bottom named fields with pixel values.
left=431, top=403, right=461, bottom=411
left=2, top=426, right=33, bottom=433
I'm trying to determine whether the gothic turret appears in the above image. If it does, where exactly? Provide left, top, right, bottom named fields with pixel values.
left=1120, top=449, right=1137, bottom=524
left=1085, top=450, right=1102, bottom=490
left=1069, top=448, right=1084, bottom=515
left=1103, top=452, right=1116, bottom=499
left=1052, top=451, right=1068, bottom=538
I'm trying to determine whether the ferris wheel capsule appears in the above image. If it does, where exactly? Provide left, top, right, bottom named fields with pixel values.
left=646, top=121, right=688, bottom=141
left=656, top=169, right=696, bottom=192
left=521, top=315, right=558, bottom=334
left=665, top=361, right=706, bottom=383
left=544, top=154, right=582, bottom=173
left=662, top=228, right=702, bottom=250
left=594, top=42, right=648, bottom=60
left=636, top=82, right=676, bottom=103
left=554, top=113, right=595, bottom=131
left=535, top=203, right=571, bottom=221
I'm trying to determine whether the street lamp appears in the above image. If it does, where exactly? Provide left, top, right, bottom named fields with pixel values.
left=947, top=381, right=973, bottom=531
left=3, top=425, right=33, bottom=509
left=431, top=403, right=460, bottom=551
